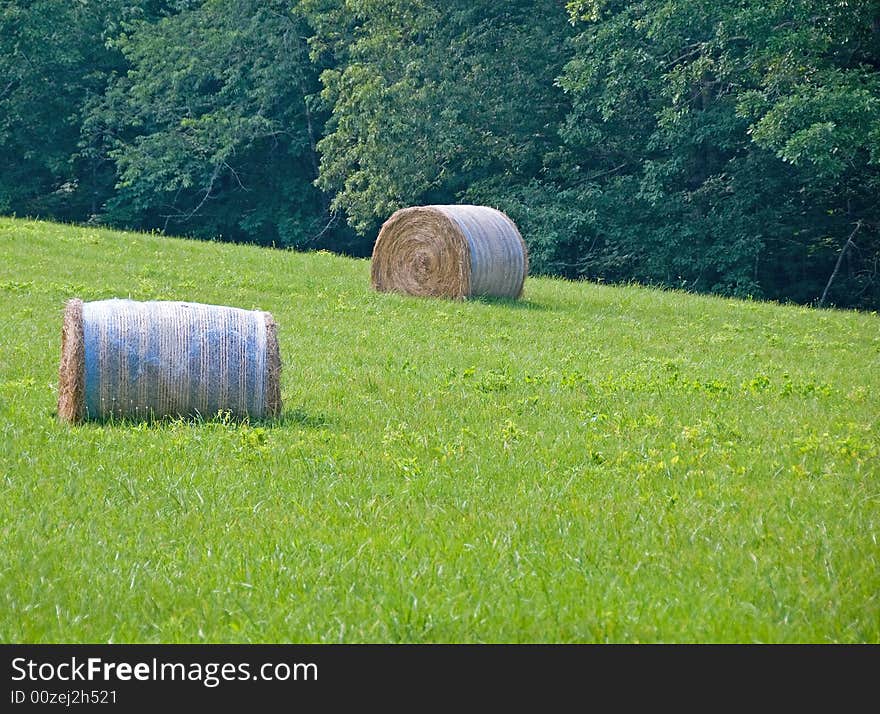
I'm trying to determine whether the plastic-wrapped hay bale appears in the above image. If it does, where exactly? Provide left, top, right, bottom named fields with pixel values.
left=57, top=298, right=281, bottom=423
left=371, top=204, right=528, bottom=299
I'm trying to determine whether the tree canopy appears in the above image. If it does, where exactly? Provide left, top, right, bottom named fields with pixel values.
left=1, top=0, right=878, bottom=307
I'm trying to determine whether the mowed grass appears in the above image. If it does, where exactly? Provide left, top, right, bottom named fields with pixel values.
left=0, top=216, right=878, bottom=643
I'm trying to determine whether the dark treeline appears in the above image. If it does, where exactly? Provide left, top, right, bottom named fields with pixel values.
left=2, top=0, right=879, bottom=309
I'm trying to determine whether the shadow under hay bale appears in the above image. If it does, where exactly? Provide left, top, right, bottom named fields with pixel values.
left=371, top=204, right=528, bottom=300
left=57, top=298, right=281, bottom=424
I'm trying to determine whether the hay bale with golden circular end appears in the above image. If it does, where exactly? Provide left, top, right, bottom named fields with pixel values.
left=371, top=204, right=528, bottom=299
left=57, top=298, right=282, bottom=423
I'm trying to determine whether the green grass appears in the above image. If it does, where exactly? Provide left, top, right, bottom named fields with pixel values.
left=1, top=216, right=878, bottom=643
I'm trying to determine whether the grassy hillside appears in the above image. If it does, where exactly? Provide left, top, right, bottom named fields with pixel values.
left=1, top=216, right=878, bottom=643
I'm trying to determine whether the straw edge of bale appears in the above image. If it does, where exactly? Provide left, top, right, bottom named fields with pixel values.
left=58, top=298, right=85, bottom=424
left=370, top=206, right=472, bottom=299
left=264, top=311, right=282, bottom=419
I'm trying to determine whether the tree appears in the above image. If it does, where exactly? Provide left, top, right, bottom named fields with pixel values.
left=308, top=0, right=574, bottom=236
left=546, top=0, right=880, bottom=307
left=0, top=1, right=167, bottom=221
left=89, top=0, right=354, bottom=250
left=3, top=0, right=878, bottom=307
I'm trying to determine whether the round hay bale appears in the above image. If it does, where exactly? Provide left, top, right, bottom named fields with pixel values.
left=57, top=298, right=282, bottom=423
left=371, top=204, right=528, bottom=299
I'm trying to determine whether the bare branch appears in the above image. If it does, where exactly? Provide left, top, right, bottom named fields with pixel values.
left=0, top=80, right=16, bottom=100
left=306, top=212, right=339, bottom=243
left=222, top=161, right=247, bottom=191
left=584, top=162, right=629, bottom=182
left=818, top=221, right=862, bottom=308
left=183, top=163, right=222, bottom=221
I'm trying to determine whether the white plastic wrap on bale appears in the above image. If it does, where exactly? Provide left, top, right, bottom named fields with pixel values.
left=58, top=298, right=281, bottom=422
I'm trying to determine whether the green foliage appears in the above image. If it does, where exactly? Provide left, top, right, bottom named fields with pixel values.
left=2, top=217, right=879, bottom=642
left=308, top=0, right=573, bottom=234
left=543, top=0, right=880, bottom=307
left=1, top=0, right=879, bottom=306
left=87, top=0, right=354, bottom=250
left=745, top=71, right=880, bottom=176
left=0, top=1, right=164, bottom=220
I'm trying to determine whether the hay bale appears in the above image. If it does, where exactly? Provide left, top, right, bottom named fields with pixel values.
left=57, top=298, right=281, bottom=423
left=371, top=204, right=528, bottom=299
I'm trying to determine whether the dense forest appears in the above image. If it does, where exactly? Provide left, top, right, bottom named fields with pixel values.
left=2, top=0, right=879, bottom=309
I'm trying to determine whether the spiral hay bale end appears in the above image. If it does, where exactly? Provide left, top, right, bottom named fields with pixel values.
left=57, top=298, right=281, bottom=423
left=371, top=205, right=528, bottom=299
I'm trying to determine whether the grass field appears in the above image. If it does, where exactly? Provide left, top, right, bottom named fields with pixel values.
left=1, top=216, right=878, bottom=643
